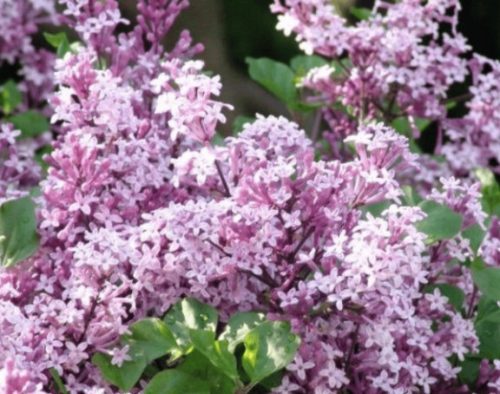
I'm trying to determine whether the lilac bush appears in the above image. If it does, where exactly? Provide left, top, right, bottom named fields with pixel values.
left=0, top=0, right=499, bottom=393
left=272, top=0, right=499, bottom=177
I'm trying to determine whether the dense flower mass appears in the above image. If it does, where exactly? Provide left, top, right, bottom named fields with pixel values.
left=442, top=55, right=500, bottom=174
left=0, top=0, right=58, bottom=108
left=272, top=0, right=499, bottom=176
left=0, top=0, right=499, bottom=393
left=272, top=0, right=468, bottom=119
left=0, top=124, right=47, bottom=204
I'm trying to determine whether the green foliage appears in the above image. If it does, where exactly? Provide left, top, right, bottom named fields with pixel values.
left=458, top=356, right=481, bottom=386
left=242, top=321, right=300, bottom=385
left=220, top=312, right=265, bottom=352
left=246, top=58, right=298, bottom=108
left=44, top=32, right=71, bottom=57
left=190, top=333, right=239, bottom=383
left=0, top=80, right=22, bottom=115
left=472, top=262, right=500, bottom=302
left=401, top=186, right=423, bottom=206
left=475, top=309, right=500, bottom=360
left=360, top=200, right=391, bottom=217
left=471, top=261, right=500, bottom=361
left=177, top=350, right=236, bottom=394
left=290, top=55, right=328, bottom=76
left=50, top=368, right=69, bottom=394
left=7, top=111, right=50, bottom=138
left=391, top=116, right=431, bottom=136
left=222, top=0, right=300, bottom=69
left=475, top=168, right=500, bottom=216
left=94, top=298, right=299, bottom=393
left=416, top=201, right=463, bottom=242
left=124, top=318, right=178, bottom=362
left=423, top=283, right=465, bottom=312
left=92, top=318, right=178, bottom=391
left=0, top=197, right=39, bottom=267
left=462, top=224, right=487, bottom=254
left=93, top=353, right=148, bottom=392
left=163, top=297, right=218, bottom=352
left=212, top=133, right=225, bottom=146
left=476, top=295, right=500, bottom=322
left=145, top=370, right=209, bottom=394
left=350, top=7, right=371, bottom=21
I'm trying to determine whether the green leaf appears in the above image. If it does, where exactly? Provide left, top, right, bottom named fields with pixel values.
left=49, top=368, right=69, bottom=394
left=350, top=7, right=371, bottom=20
left=0, top=197, right=39, bottom=267
left=462, top=224, right=487, bottom=254
left=290, top=55, right=328, bottom=76
left=475, top=317, right=500, bottom=360
left=0, top=80, right=22, bottom=115
left=472, top=265, right=500, bottom=301
left=92, top=352, right=147, bottom=392
left=144, top=370, right=210, bottom=394
left=123, top=318, right=177, bottom=362
left=212, top=133, right=225, bottom=146
left=178, top=350, right=237, bottom=394
left=423, top=283, right=465, bottom=311
left=409, top=139, right=422, bottom=154
left=219, top=312, right=265, bottom=352
left=242, top=321, right=300, bottom=384
left=401, top=186, right=423, bottom=206
left=475, top=168, right=500, bottom=216
left=189, top=330, right=239, bottom=380
left=458, top=356, right=480, bottom=386
left=360, top=200, right=390, bottom=218
left=94, top=319, right=177, bottom=391
left=44, top=32, right=71, bottom=57
left=416, top=201, right=463, bottom=242
left=481, top=310, right=500, bottom=323
left=472, top=297, right=500, bottom=360
left=163, top=298, right=218, bottom=351
left=257, top=370, right=284, bottom=390
left=391, top=117, right=431, bottom=136
left=391, top=117, right=410, bottom=135
left=7, top=111, right=49, bottom=138
left=246, top=58, right=297, bottom=107
left=476, top=296, right=500, bottom=322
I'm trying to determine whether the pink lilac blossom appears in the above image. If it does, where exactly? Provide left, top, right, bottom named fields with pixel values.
left=0, top=124, right=48, bottom=204
left=442, top=55, right=500, bottom=174
left=0, top=0, right=58, bottom=109
left=481, top=217, right=500, bottom=267
left=272, top=0, right=469, bottom=122
left=272, top=0, right=500, bottom=176
left=0, top=359, right=44, bottom=394
left=0, top=1, right=497, bottom=393
left=27, top=111, right=480, bottom=392
left=0, top=0, right=229, bottom=391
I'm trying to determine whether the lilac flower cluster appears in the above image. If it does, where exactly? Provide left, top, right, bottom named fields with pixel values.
left=443, top=56, right=500, bottom=174
left=273, top=0, right=468, bottom=120
left=0, top=124, right=47, bottom=204
left=272, top=0, right=499, bottom=176
left=0, top=0, right=58, bottom=108
left=0, top=0, right=498, bottom=393
left=0, top=0, right=229, bottom=391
